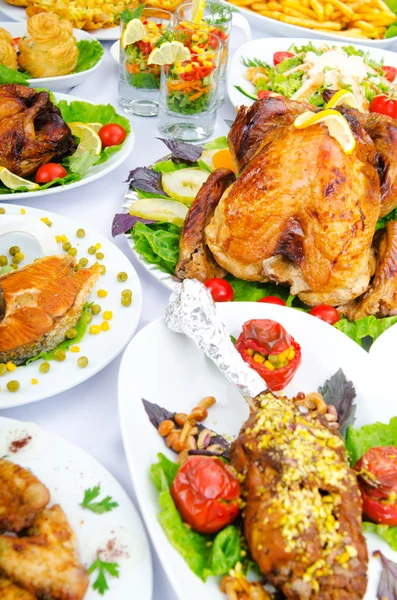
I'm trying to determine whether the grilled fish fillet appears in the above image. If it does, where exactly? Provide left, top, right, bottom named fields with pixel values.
left=0, top=459, right=49, bottom=533
left=0, top=578, right=37, bottom=600
left=0, top=505, right=89, bottom=600
left=0, top=255, right=101, bottom=364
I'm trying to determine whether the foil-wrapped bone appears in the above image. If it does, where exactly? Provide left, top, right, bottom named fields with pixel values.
left=164, top=279, right=265, bottom=399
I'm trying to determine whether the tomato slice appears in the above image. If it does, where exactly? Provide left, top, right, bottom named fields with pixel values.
left=257, top=90, right=272, bottom=99
left=383, top=66, right=397, bottom=83
left=370, top=96, right=397, bottom=120
left=273, top=51, right=294, bottom=66
left=361, top=489, right=397, bottom=526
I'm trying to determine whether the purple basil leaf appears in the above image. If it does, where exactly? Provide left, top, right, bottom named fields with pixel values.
left=318, top=368, right=356, bottom=437
left=157, top=138, right=203, bottom=165
left=124, top=167, right=166, bottom=195
left=376, top=551, right=397, bottom=600
left=142, top=398, right=230, bottom=459
left=112, top=213, right=156, bottom=237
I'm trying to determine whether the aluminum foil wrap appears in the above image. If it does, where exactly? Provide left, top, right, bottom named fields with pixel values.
left=164, top=279, right=265, bottom=398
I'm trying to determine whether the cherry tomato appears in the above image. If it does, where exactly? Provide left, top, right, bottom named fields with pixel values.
left=170, top=456, right=240, bottom=534
left=257, top=90, right=272, bottom=100
left=370, top=96, right=397, bottom=120
left=235, top=319, right=301, bottom=391
left=355, top=447, right=397, bottom=526
left=98, top=124, right=127, bottom=148
left=383, top=66, right=397, bottom=83
left=204, top=278, right=234, bottom=302
left=309, top=304, right=340, bottom=325
left=273, top=51, right=294, bottom=66
left=13, top=37, right=21, bottom=48
left=257, top=296, right=286, bottom=306
left=35, top=163, right=67, bottom=184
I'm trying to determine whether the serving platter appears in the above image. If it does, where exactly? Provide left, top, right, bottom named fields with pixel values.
left=228, top=36, right=397, bottom=109
left=0, top=22, right=104, bottom=92
left=118, top=301, right=394, bottom=600
left=0, top=414, right=152, bottom=600
left=0, top=203, right=142, bottom=409
left=0, top=1, right=121, bottom=40
left=0, top=91, right=134, bottom=200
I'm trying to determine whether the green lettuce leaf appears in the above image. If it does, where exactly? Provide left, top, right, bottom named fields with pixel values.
left=152, top=160, right=190, bottom=174
left=131, top=221, right=181, bottom=274
left=150, top=453, right=242, bottom=581
left=376, top=207, right=397, bottom=230
left=345, top=417, right=397, bottom=465
left=204, top=136, right=228, bottom=150
left=62, top=150, right=99, bottom=176
left=0, top=65, right=29, bottom=85
left=335, top=315, right=397, bottom=347
left=363, top=522, right=397, bottom=551
left=386, top=21, right=397, bottom=37
left=26, top=304, right=90, bottom=364
left=225, top=275, right=296, bottom=305
left=0, top=172, right=81, bottom=194
left=75, top=40, right=104, bottom=73
left=384, top=0, right=397, bottom=14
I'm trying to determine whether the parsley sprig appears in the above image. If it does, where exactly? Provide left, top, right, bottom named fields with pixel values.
left=80, top=485, right=119, bottom=515
left=88, top=555, right=120, bottom=595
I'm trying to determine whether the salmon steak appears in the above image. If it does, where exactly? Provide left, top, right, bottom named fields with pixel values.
left=0, top=255, right=101, bottom=365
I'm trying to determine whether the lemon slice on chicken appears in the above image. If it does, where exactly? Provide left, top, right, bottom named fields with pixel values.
left=0, top=167, right=39, bottom=191
left=294, top=109, right=356, bottom=155
left=68, top=122, right=102, bottom=156
left=121, top=18, right=145, bottom=49
left=192, top=0, right=206, bottom=23
left=325, top=90, right=360, bottom=110
left=162, top=168, right=209, bottom=205
left=130, top=198, right=188, bottom=226
left=148, top=41, right=191, bottom=65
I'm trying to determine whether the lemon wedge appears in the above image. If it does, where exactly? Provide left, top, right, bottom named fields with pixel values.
left=148, top=41, right=191, bottom=66
left=0, top=167, right=39, bottom=191
left=325, top=89, right=360, bottom=111
left=293, top=109, right=356, bottom=155
left=88, top=122, right=103, bottom=134
left=68, top=122, right=102, bottom=156
left=130, top=198, right=188, bottom=226
left=192, top=0, right=206, bottom=23
left=121, top=18, right=145, bottom=49
left=162, top=168, right=208, bottom=205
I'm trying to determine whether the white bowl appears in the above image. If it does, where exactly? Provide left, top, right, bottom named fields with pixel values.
left=0, top=21, right=104, bottom=92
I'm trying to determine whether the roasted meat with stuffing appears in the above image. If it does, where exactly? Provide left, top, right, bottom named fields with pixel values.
left=230, top=391, right=368, bottom=600
left=0, top=505, right=89, bottom=600
left=0, top=578, right=37, bottom=600
left=0, top=255, right=101, bottom=364
left=0, top=459, right=49, bottom=533
left=0, top=84, right=76, bottom=177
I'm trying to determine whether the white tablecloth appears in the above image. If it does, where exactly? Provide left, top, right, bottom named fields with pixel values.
left=0, top=13, right=256, bottom=599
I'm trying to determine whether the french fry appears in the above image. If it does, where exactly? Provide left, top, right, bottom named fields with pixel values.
left=283, top=0, right=318, bottom=17
left=309, top=0, right=325, bottom=20
left=353, top=18, right=377, bottom=29
left=268, top=1, right=282, bottom=8
left=251, top=2, right=270, bottom=9
left=324, top=2, right=334, bottom=16
left=374, top=0, right=395, bottom=15
left=284, top=14, right=343, bottom=26
left=326, top=0, right=355, bottom=18
left=327, top=27, right=371, bottom=35
left=260, top=9, right=287, bottom=18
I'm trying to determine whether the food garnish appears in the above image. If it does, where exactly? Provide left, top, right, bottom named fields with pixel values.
left=257, top=296, right=286, bottom=305
left=69, top=122, right=102, bottom=156
left=35, top=163, right=68, bottom=184
left=204, top=278, right=234, bottom=302
left=148, top=41, right=191, bottom=66
left=162, top=168, right=209, bottom=205
left=121, top=18, right=145, bottom=49
left=0, top=167, right=39, bottom=191
left=98, top=124, right=127, bottom=148
left=87, top=554, right=120, bottom=596
left=129, top=198, right=188, bottom=226
left=294, top=108, right=356, bottom=154
left=374, top=550, right=397, bottom=600
left=170, top=456, right=240, bottom=534
left=235, top=319, right=301, bottom=391
left=318, top=368, right=356, bottom=436
left=309, top=304, right=341, bottom=325
left=157, top=137, right=204, bottom=165
left=370, top=95, right=397, bottom=119
left=125, top=166, right=166, bottom=195
left=80, top=485, right=119, bottom=515
left=326, top=88, right=361, bottom=109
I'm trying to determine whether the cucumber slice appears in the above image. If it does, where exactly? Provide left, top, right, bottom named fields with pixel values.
left=162, top=168, right=209, bottom=206
left=199, top=149, right=218, bottom=171
left=129, top=198, right=188, bottom=226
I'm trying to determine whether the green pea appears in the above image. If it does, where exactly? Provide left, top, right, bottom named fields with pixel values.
left=78, top=356, right=89, bottom=368
left=65, top=328, right=78, bottom=339
left=122, top=289, right=132, bottom=297
left=68, top=248, right=77, bottom=257
left=0, top=364, right=7, bottom=376
left=7, top=380, right=20, bottom=392
left=0, top=256, right=8, bottom=267
left=121, top=296, right=132, bottom=307
left=79, top=257, right=88, bottom=267
left=62, top=241, right=71, bottom=251
left=91, top=304, right=101, bottom=316
left=117, top=271, right=128, bottom=282
left=86, top=313, right=93, bottom=324
left=54, top=349, right=66, bottom=362
left=39, top=362, right=50, bottom=374
left=0, top=207, right=5, bottom=214
left=100, top=265, right=106, bottom=275
left=9, top=246, right=20, bottom=256
left=12, top=252, right=24, bottom=265
left=96, top=252, right=104, bottom=260
left=88, top=246, right=96, bottom=255
left=76, top=228, right=85, bottom=238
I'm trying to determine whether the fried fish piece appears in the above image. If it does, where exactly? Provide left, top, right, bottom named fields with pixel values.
left=0, top=578, right=37, bottom=600
left=0, top=505, right=89, bottom=600
left=0, top=459, right=49, bottom=533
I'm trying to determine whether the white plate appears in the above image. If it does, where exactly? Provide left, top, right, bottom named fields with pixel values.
left=228, top=36, right=397, bottom=109
left=0, top=1, right=121, bottom=40
left=0, top=203, right=142, bottom=408
left=0, top=22, right=104, bottom=92
left=0, top=414, right=152, bottom=600
left=0, top=91, right=134, bottom=200
left=118, top=301, right=395, bottom=600
left=225, top=1, right=397, bottom=49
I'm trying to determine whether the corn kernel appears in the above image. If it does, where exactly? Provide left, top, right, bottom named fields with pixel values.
left=204, top=60, right=213, bottom=68
left=20, top=208, right=26, bottom=214
left=264, top=360, right=275, bottom=371
left=253, top=353, right=265, bottom=364
left=185, top=63, right=193, bottom=73
left=6, top=361, right=16, bottom=372
left=70, top=346, right=80, bottom=353
left=89, top=325, right=101, bottom=335
left=103, top=311, right=113, bottom=320
left=142, top=36, right=150, bottom=43
left=95, top=243, right=101, bottom=250
left=198, top=55, right=206, bottom=62
left=191, top=45, right=199, bottom=53
left=192, top=33, right=199, bottom=41
left=196, top=47, right=204, bottom=54
left=288, top=349, right=295, bottom=360
left=55, top=235, right=62, bottom=243
left=101, top=321, right=110, bottom=332
left=31, top=378, right=38, bottom=385
left=246, top=348, right=254, bottom=356
left=97, top=289, right=108, bottom=298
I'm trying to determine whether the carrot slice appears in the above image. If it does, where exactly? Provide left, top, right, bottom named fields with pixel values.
left=212, top=148, right=237, bottom=174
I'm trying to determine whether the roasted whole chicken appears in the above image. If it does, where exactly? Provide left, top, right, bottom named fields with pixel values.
left=230, top=391, right=368, bottom=600
left=0, top=84, right=76, bottom=177
left=176, top=96, right=397, bottom=315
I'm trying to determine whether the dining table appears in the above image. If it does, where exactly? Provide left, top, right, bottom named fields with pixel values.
left=0, top=9, right=262, bottom=600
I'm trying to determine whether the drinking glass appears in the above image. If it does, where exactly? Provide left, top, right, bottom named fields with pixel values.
left=157, top=30, right=223, bottom=141
left=176, top=2, right=251, bottom=101
left=119, top=8, right=178, bottom=117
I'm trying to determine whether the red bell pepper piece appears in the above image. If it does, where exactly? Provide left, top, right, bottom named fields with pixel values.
left=235, top=319, right=302, bottom=391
